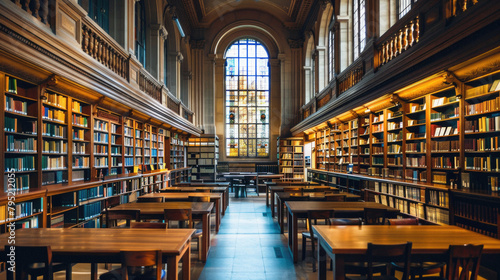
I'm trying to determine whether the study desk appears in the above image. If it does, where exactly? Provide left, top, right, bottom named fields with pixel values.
left=312, top=225, right=500, bottom=280
left=265, top=181, right=320, bottom=207
left=276, top=192, right=361, bottom=233
left=222, top=173, right=258, bottom=198
left=143, top=192, right=222, bottom=233
left=285, top=201, right=399, bottom=263
left=269, top=185, right=339, bottom=218
left=161, top=186, right=229, bottom=215
left=111, top=202, right=213, bottom=262
left=0, top=228, right=194, bottom=280
left=256, top=173, right=283, bottom=197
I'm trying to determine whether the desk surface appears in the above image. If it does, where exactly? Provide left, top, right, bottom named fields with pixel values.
left=286, top=201, right=399, bottom=213
left=0, top=228, right=193, bottom=257
left=164, top=186, right=228, bottom=191
left=112, top=202, right=214, bottom=214
left=313, top=225, right=500, bottom=254
left=277, top=192, right=360, bottom=199
left=269, top=185, right=335, bottom=191
left=143, top=192, right=222, bottom=200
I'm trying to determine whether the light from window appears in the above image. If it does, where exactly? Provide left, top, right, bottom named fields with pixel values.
left=353, top=0, right=366, bottom=60
left=328, top=29, right=335, bottom=81
left=135, top=0, right=146, bottom=67
left=399, top=0, right=417, bottom=19
left=225, top=39, right=270, bottom=158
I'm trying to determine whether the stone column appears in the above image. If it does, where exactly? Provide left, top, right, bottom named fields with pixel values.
left=206, top=54, right=221, bottom=136
left=316, top=46, right=327, bottom=90
left=190, top=40, right=205, bottom=127
left=159, top=26, right=168, bottom=86
left=282, top=39, right=303, bottom=136
left=269, top=58, right=281, bottom=161
left=147, top=24, right=162, bottom=79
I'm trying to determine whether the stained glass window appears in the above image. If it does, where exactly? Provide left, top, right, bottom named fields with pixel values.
left=225, top=39, right=269, bottom=157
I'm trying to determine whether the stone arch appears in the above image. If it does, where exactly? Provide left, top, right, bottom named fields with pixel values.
left=317, top=2, right=334, bottom=92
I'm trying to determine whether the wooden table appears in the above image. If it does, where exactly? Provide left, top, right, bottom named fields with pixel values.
left=256, top=174, right=283, bottom=197
left=111, top=202, right=213, bottom=262
left=265, top=181, right=321, bottom=207
left=143, top=192, right=222, bottom=233
left=222, top=173, right=258, bottom=198
left=285, top=201, right=400, bottom=263
left=313, top=225, right=500, bottom=280
left=276, top=192, right=360, bottom=233
left=269, top=185, right=339, bottom=218
left=0, top=228, right=194, bottom=280
left=162, top=186, right=229, bottom=215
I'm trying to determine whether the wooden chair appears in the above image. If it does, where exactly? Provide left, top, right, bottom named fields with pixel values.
left=419, top=244, right=483, bottom=280
left=102, top=196, right=121, bottom=227
left=301, top=210, right=333, bottom=272
left=137, top=196, right=164, bottom=203
left=388, top=218, right=446, bottom=279
left=363, top=208, right=388, bottom=225
left=99, top=250, right=165, bottom=280
left=346, top=242, right=413, bottom=280
left=5, top=245, right=72, bottom=280
left=330, top=217, right=362, bottom=225
left=106, top=209, right=140, bottom=228
left=163, top=209, right=203, bottom=259
left=130, top=222, right=167, bottom=229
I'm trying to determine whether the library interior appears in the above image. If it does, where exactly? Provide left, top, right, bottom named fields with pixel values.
left=1, top=0, right=500, bottom=279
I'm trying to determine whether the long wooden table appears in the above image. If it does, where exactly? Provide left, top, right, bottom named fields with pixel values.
left=111, top=202, right=213, bottom=262
left=285, top=201, right=400, bottom=263
left=0, top=228, right=194, bottom=280
left=143, top=192, right=222, bottom=233
left=313, top=225, right=500, bottom=280
left=265, top=181, right=320, bottom=207
left=269, top=185, right=339, bottom=218
left=256, top=173, right=283, bottom=195
left=276, top=192, right=361, bottom=233
left=162, top=186, right=229, bottom=215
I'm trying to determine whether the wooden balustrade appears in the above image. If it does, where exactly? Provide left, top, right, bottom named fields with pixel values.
left=167, top=94, right=180, bottom=114
left=81, top=22, right=129, bottom=80
left=139, top=69, right=162, bottom=103
left=338, top=60, right=365, bottom=94
left=181, top=104, right=193, bottom=123
left=376, top=16, right=420, bottom=68
left=11, top=0, right=52, bottom=28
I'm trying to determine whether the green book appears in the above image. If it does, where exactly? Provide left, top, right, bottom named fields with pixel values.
left=6, top=77, right=17, bottom=94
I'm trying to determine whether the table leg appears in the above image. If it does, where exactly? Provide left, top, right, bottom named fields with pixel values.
left=167, top=256, right=179, bottom=280
left=318, top=241, right=327, bottom=280
left=202, top=213, right=210, bottom=262
left=90, top=263, right=98, bottom=280
left=266, top=185, right=269, bottom=206
left=278, top=198, right=284, bottom=234
left=215, top=199, right=220, bottom=233
left=182, top=243, right=191, bottom=280
left=271, top=190, right=275, bottom=217
left=290, top=212, right=298, bottom=263
left=334, top=255, right=345, bottom=280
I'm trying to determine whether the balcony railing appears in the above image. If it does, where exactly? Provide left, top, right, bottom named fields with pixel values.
left=167, top=94, right=180, bottom=114
left=10, top=0, right=53, bottom=28
left=81, top=20, right=129, bottom=80
left=139, top=69, right=163, bottom=103
left=338, top=59, right=365, bottom=95
left=181, top=104, right=193, bottom=123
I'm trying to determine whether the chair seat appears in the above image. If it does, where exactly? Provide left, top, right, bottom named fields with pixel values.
left=301, top=232, right=317, bottom=239
left=344, top=261, right=388, bottom=275
left=99, top=268, right=166, bottom=280
left=193, top=229, right=203, bottom=237
left=28, top=262, right=73, bottom=276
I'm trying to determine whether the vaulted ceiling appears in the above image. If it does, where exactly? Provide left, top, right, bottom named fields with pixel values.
left=171, top=0, right=317, bottom=31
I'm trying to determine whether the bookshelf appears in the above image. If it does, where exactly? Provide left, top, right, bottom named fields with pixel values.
left=169, top=135, right=185, bottom=170
left=386, top=105, right=403, bottom=179
left=359, top=116, right=370, bottom=174
left=370, top=110, right=385, bottom=177
left=187, top=135, right=219, bottom=181
left=110, top=121, right=122, bottom=176
left=158, top=128, right=165, bottom=168
left=134, top=120, right=143, bottom=167
left=123, top=118, right=135, bottom=174
left=331, top=123, right=342, bottom=172
left=278, top=137, right=304, bottom=180
left=349, top=118, right=359, bottom=173
left=71, top=99, right=91, bottom=182
left=143, top=124, right=151, bottom=166
left=315, top=129, right=329, bottom=170
left=93, top=116, right=109, bottom=179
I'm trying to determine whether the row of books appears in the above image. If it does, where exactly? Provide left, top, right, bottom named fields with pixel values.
left=6, top=135, right=36, bottom=152
left=111, top=123, right=120, bottom=134
left=465, top=83, right=496, bottom=98
left=79, top=201, right=101, bottom=221
left=41, top=170, right=66, bottom=185
left=431, top=171, right=447, bottom=184
left=94, top=120, right=108, bottom=131
left=372, top=123, right=384, bottom=133
left=72, top=114, right=88, bottom=127
left=406, top=156, right=426, bottom=167
left=94, top=132, right=109, bottom=143
left=432, top=96, right=457, bottom=107
left=408, top=103, right=426, bottom=113
left=5, top=156, right=35, bottom=172
left=5, top=117, right=37, bottom=134
left=465, top=156, right=500, bottom=172
left=406, top=132, right=426, bottom=140
left=431, top=140, right=459, bottom=152
left=431, top=124, right=458, bottom=137
left=42, top=140, right=67, bottom=154
left=407, top=118, right=425, bottom=126
left=426, top=207, right=449, bottom=225
left=42, top=106, right=66, bottom=123
left=465, top=96, right=500, bottom=115
left=3, top=174, right=30, bottom=191
left=111, top=157, right=122, bottom=167
left=428, top=190, right=449, bottom=207
left=5, top=96, right=28, bottom=114
left=464, top=115, right=500, bottom=133
left=387, top=157, right=403, bottom=165
left=93, top=144, right=108, bottom=154
left=431, top=156, right=459, bottom=169
left=72, top=156, right=89, bottom=168
left=41, top=155, right=66, bottom=170
left=78, top=186, right=104, bottom=202
left=387, top=131, right=403, bottom=142
left=430, top=107, right=459, bottom=121
left=72, top=100, right=85, bottom=113
left=44, top=93, right=67, bottom=109
left=406, top=142, right=426, bottom=152
left=404, top=169, right=427, bottom=181
left=124, top=158, right=134, bottom=166
left=5, top=76, right=17, bottom=93
left=111, top=146, right=121, bottom=155
left=73, top=142, right=87, bottom=154
left=464, top=137, right=500, bottom=151
left=42, top=123, right=67, bottom=138
left=387, top=121, right=403, bottom=130
left=73, top=129, right=85, bottom=140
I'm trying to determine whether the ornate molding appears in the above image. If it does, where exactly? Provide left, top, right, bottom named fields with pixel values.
left=460, top=60, right=500, bottom=82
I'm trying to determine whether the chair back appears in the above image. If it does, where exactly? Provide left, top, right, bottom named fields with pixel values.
left=5, top=245, right=53, bottom=280
left=105, top=196, right=121, bottom=209
left=137, top=196, right=164, bottom=203
left=364, top=208, right=388, bottom=225
left=330, top=217, right=362, bottom=225
left=445, top=244, right=483, bottom=280
left=307, top=210, right=333, bottom=255
left=130, top=222, right=167, bottom=229
left=188, top=195, right=210, bottom=203
left=324, top=194, right=346, bottom=201
left=107, top=209, right=140, bottom=228
left=366, top=242, right=412, bottom=280
left=388, top=218, right=419, bottom=225
left=120, top=250, right=162, bottom=280
left=289, top=194, right=309, bottom=201
left=163, top=208, right=193, bottom=228
left=303, top=187, right=331, bottom=193
left=283, top=188, right=301, bottom=193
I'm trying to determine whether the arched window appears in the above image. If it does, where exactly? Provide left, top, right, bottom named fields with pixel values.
left=328, top=28, right=335, bottom=81
left=399, top=0, right=417, bottom=18
left=134, top=0, right=146, bottom=67
left=353, top=0, right=366, bottom=60
left=225, top=39, right=270, bottom=158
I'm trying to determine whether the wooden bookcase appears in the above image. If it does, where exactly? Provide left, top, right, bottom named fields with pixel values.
left=169, top=134, right=185, bottom=170
left=278, top=137, right=304, bottom=180
left=187, top=135, right=219, bottom=182
left=71, top=99, right=91, bottom=182
left=123, top=118, right=135, bottom=174
left=315, top=129, right=329, bottom=170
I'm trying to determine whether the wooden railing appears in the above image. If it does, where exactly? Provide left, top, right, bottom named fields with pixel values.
left=81, top=21, right=129, bottom=80
left=338, top=59, right=365, bottom=94
left=138, top=69, right=162, bottom=103
left=10, top=0, right=53, bottom=28
left=376, top=16, right=420, bottom=68
left=181, top=104, right=193, bottom=123
left=167, top=94, right=180, bottom=114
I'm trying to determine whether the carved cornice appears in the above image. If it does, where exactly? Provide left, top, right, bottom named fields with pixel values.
left=459, top=60, right=500, bottom=82
left=288, top=39, right=304, bottom=49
